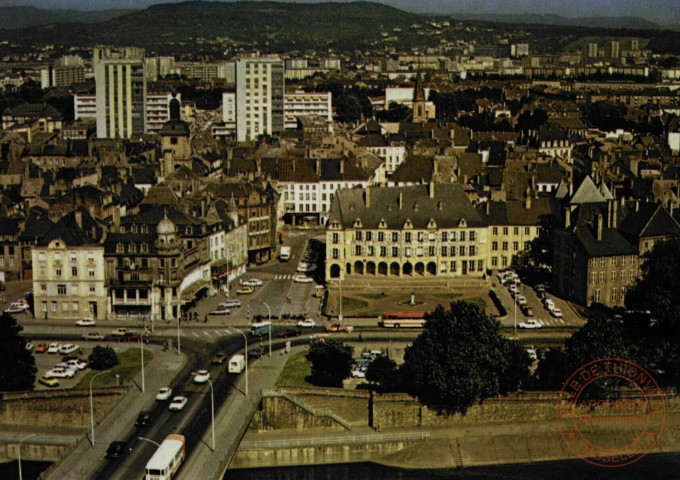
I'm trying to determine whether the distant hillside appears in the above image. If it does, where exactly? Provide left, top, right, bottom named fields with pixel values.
left=0, top=1, right=420, bottom=51
left=0, top=6, right=133, bottom=29
left=450, top=14, right=661, bottom=30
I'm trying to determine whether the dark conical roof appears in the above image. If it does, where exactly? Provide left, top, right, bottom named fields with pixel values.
left=413, top=72, right=426, bottom=102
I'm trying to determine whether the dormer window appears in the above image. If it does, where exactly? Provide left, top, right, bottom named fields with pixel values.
left=458, top=218, right=467, bottom=228
left=353, top=218, right=362, bottom=228
left=427, top=218, right=437, bottom=229
left=379, top=218, right=387, bottom=228
left=132, top=225, right=138, bottom=234
left=413, top=203, right=419, bottom=211
left=116, top=244, right=124, bottom=253
left=403, top=219, right=413, bottom=229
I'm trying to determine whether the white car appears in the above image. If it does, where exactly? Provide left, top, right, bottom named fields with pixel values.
left=66, top=359, right=88, bottom=370
left=516, top=296, right=527, bottom=306
left=60, top=344, right=80, bottom=355
left=293, top=275, right=314, bottom=283
left=209, top=309, right=231, bottom=316
left=169, top=396, right=188, bottom=411
left=4, top=302, right=28, bottom=314
left=76, top=318, right=96, bottom=327
left=351, top=369, right=366, bottom=379
left=47, top=343, right=61, bottom=354
left=156, top=387, right=172, bottom=401
left=526, top=349, right=538, bottom=361
left=242, top=279, right=263, bottom=287
left=297, top=319, right=316, bottom=328
left=551, top=308, right=563, bottom=318
left=193, top=370, right=210, bottom=384
left=219, top=300, right=242, bottom=308
left=518, top=319, right=543, bottom=329
left=297, top=263, right=317, bottom=273
left=25, top=342, right=34, bottom=352
left=46, top=367, right=75, bottom=379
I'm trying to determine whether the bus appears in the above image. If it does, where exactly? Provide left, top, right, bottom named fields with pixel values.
left=379, top=312, right=428, bottom=329
left=250, top=321, right=272, bottom=336
left=145, top=434, right=185, bottom=480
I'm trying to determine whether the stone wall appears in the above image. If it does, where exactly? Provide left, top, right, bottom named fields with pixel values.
left=256, top=396, right=345, bottom=431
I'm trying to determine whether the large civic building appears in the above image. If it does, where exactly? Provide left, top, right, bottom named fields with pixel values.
left=94, top=47, right=147, bottom=139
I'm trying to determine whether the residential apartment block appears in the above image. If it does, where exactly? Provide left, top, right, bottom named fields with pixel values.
left=235, top=57, right=285, bottom=142
left=40, top=65, right=85, bottom=89
left=283, top=90, right=332, bottom=130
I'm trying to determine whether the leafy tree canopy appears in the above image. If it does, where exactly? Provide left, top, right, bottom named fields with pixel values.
left=306, top=340, right=354, bottom=387
left=88, top=346, right=119, bottom=371
left=401, top=302, right=530, bottom=415
left=365, top=354, right=399, bottom=392
left=0, top=313, right=37, bottom=391
left=528, top=214, right=556, bottom=267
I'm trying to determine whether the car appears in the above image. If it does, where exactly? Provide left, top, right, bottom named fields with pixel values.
left=551, top=308, right=563, bottom=318
left=156, top=387, right=173, bottom=401
left=112, top=328, right=130, bottom=337
left=38, top=375, right=60, bottom=387
left=278, top=328, right=301, bottom=338
left=34, top=343, right=48, bottom=354
left=518, top=319, right=543, bottom=329
left=212, top=352, right=228, bottom=364
left=248, top=347, right=264, bottom=359
left=135, top=411, right=153, bottom=427
left=75, top=318, right=96, bottom=327
left=46, top=367, right=75, bottom=379
left=242, top=279, right=263, bottom=287
left=66, top=359, right=88, bottom=370
left=351, top=369, right=366, bottom=379
left=297, top=318, right=316, bottom=328
left=219, top=300, right=242, bottom=308
left=521, top=306, right=534, bottom=317
left=169, top=396, right=188, bottom=411
left=508, top=284, right=519, bottom=295
left=4, top=304, right=27, bottom=314
left=118, top=332, right=143, bottom=342
left=47, top=343, right=61, bottom=354
left=209, top=309, right=231, bottom=316
left=82, top=332, right=105, bottom=341
left=293, top=275, right=314, bottom=283
left=25, top=342, right=34, bottom=352
left=516, top=296, right=527, bottom=306
left=325, top=324, right=354, bottom=333
left=60, top=344, right=80, bottom=355
left=193, top=370, right=211, bottom=384
left=526, top=349, right=538, bottom=361
left=105, top=441, right=127, bottom=459
left=236, top=286, right=254, bottom=295
left=534, top=284, right=546, bottom=293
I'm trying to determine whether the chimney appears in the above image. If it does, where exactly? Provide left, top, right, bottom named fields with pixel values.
left=564, top=207, right=571, bottom=228
left=525, top=193, right=531, bottom=210
left=486, top=199, right=490, bottom=215
left=113, top=206, right=121, bottom=231
left=635, top=199, right=640, bottom=212
left=429, top=182, right=435, bottom=199
left=612, top=201, right=618, bottom=228
left=607, top=200, right=613, bottom=228
left=597, top=214, right=603, bottom=241
left=398, top=192, right=403, bottom=210
left=365, top=187, right=370, bottom=208
left=316, top=158, right=321, bottom=175
left=75, top=210, right=83, bottom=229
left=340, top=158, right=344, bottom=175
left=569, top=181, right=573, bottom=196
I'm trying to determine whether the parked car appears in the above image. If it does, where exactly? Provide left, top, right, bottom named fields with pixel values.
left=551, top=308, right=563, bottom=319
left=25, top=342, right=34, bottom=352
left=526, top=349, right=538, bottom=361
left=193, top=370, right=210, bottom=384
left=35, top=343, right=49, bottom=354
left=169, top=396, right=188, bottom=411
left=82, top=332, right=105, bottom=341
left=293, top=275, right=314, bottom=283
left=516, top=295, right=527, bottom=306
left=38, top=375, right=60, bottom=387
left=351, top=369, right=366, bottom=379
left=47, top=343, right=61, bottom=354
left=297, top=318, right=316, bottom=328
left=248, top=347, right=264, bottom=359
left=236, top=286, right=254, bottom=295
left=46, top=367, right=75, bottom=379
left=4, top=302, right=28, bottom=314
left=156, top=387, right=172, bottom=401
left=325, top=324, right=354, bottom=333
left=60, top=344, right=80, bottom=355
left=111, top=328, right=129, bottom=337
left=219, top=300, right=241, bottom=308
left=76, top=318, right=96, bottom=327
left=135, top=411, right=153, bottom=427
left=209, top=308, right=231, bottom=316
left=518, top=319, right=543, bottom=329
left=278, top=328, right=301, bottom=338
left=212, top=352, right=228, bottom=364
left=105, top=441, right=126, bottom=459
left=66, top=359, right=88, bottom=370
left=521, top=305, right=534, bottom=317
left=242, top=279, right=263, bottom=287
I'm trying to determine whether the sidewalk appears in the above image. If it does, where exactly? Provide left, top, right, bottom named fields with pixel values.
left=46, top=348, right=186, bottom=480
left=177, top=347, right=291, bottom=480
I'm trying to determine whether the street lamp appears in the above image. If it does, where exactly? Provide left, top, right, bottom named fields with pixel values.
left=89, top=370, right=111, bottom=447
left=140, top=336, right=145, bottom=393
left=177, top=316, right=181, bottom=355
left=253, top=300, right=272, bottom=357
left=233, top=327, right=248, bottom=396
left=18, top=433, right=38, bottom=480
left=513, top=296, right=517, bottom=336
left=338, top=277, right=343, bottom=323
left=206, top=378, right=215, bottom=451
left=138, top=436, right=160, bottom=448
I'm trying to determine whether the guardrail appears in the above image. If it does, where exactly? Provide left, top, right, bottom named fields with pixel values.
left=240, top=431, right=430, bottom=450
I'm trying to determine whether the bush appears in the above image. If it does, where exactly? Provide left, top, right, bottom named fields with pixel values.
left=88, top=346, right=119, bottom=370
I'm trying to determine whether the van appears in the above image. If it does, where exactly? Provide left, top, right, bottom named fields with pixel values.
left=280, top=246, right=291, bottom=262
left=219, top=299, right=242, bottom=309
left=228, top=354, right=245, bottom=374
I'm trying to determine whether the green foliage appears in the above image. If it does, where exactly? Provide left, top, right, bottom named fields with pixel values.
left=334, top=94, right=362, bottom=123
left=376, top=102, right=411, bottom=122
left=365, top=354, right=399, bottom=392
left=0, top=313, right=37, bottom=391
left=528, top=214, right=556, bottom=267
left=88, top=346, right=119, bottom=371
left=400, top=302, right=530, bottom=415
left=306, top=340, right=354, bottom=387
left=531, top=348, right=570, bottom=391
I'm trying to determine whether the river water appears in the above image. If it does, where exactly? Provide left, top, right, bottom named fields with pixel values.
left=227, top=454, right=680, bottom=480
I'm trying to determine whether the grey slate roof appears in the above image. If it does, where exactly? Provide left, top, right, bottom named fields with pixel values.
left=570, top=176, right=606, bottom=205
left=328, top=183, right=485, bottom=230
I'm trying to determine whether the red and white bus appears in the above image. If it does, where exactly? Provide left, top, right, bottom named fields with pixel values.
left=145, top=434, right=185, bottom=480
left=379, top=312, right=428, bottom=328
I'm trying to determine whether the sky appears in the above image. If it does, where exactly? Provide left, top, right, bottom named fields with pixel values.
left=1, top=0, right=679, bottom=24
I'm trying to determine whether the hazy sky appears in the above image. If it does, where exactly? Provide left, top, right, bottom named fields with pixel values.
left=2, top=0, right=679, bottom=24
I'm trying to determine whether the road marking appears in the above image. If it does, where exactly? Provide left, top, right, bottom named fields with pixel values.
left=222, top=329, right=231, bottom=334
left=191, top=331, right=199, bottom=337
left=203, top=331, right=211, bottom=337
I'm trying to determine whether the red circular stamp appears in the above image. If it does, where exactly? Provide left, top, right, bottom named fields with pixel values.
left=557, top=358, right=666, bottom=467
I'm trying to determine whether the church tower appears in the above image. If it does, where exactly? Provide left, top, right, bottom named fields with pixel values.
left=412, top=71, right=427, bottom=123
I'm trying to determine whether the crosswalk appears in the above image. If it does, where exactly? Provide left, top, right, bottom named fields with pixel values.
left=274, top=274, right=294, bottom=280
left=536, top=317, right=567, bottom=326
left=177, top=328, right=234, bottom=338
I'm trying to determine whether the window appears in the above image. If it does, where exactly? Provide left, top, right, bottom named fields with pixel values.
left=599, top=272, right=605, bottom=282
left=378, top=232, right=384, bottom=242
left=513, top=242, right=519, bottom=251
left=380, top=246, right=387, bottom=257
left=502, top=242, right=508, bottom=251
left=591, top=272, right=596, bottom=284
left=366, top=232, right=372, bottom=242
left=525, top=227, right=530, bottom=235
left=367, top=246, right=374, bottom=256
left=469, top=231, right=476, bottom=241
left=428, top=246, right=435, bottom=256
left=355, top=231, right=362, bottom=241
left=459, top=246, right=466, bottom=256
left=332, top=248, right=339, bottom=259
left=478, top=260, right=483, bottom=271
left=89, top=285, right=96, bottom=294
left=62, top=302, right=68, bottom=312
left=492, top=241, right=498, bottom=251
left=41, top=301, right=47, bottom=312
left=405, top=232, right=412, bottom=243
left=41, top=284, right=46, bottom=292
left=441, top=262, right=447, bottom=273
left=460, top=231, right=466, bottom=242
left=469, top=260, right=475, bottom=272
left=450, top=261, right=457, bottom=272
left=391, top=247, right=398, bottom=257
left=51, top=301, right=57, bottom=312
left=441, top=246, right=447, bottom=256
left=503, top=227, right=508, bottom=235
left=611, top=258, right=617, bottom=266
left=524, top=241, right=531, bottom=251
left=630, top=270, right=636, bottom=280
left=594, top=289, right=601, bottom=302
left=492, top=227, right=498, bottom=235
left=600, top=258, right=606, bottom=267
left=57, top=284, right=67, bottom=295
left=514, top=227, right=519, bottom=235
left=72, top=302, right=79, bottom=312
left=441, top=232, right=448, bottom=242
left=469, top=246, right=476, bottom=256
left=620, top=271, right=626, bottom=281
left=611, top=272, right=616, bottom=281
left=612, top=288, right=618, bottom=302
left=492, top=257, right=498, bottom=267
left=355, top=246, right=362, bottom=256
left=450, top=246, right=456, bottom=257
left=417, top=232, right=424, bottom=242
left=55, top=268, right=62, bottom=277
left=450, top=232, right=456, bottom=242
left=405, top=247, right=411, bottom=257
left=392, top=232, right=399, bottom=243
left=332, top=233, right=339, bottom=244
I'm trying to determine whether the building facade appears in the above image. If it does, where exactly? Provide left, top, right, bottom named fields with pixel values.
left=283, top=90, right=332, bottom=130
left=235, top=57, right=285, bottom=142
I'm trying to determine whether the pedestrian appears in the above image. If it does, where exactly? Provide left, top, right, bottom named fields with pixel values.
left=204, top=314, right=208, bottom=323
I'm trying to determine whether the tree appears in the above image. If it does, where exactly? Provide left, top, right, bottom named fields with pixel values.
left=531, top=348, right=570, bottom=391
left=376, top=102, right=411, bottom=122
left=365, top=354, right=399, bottom=392
left=306, top=340, right=353, bottom=387
left=528, top=214, right=556, bottom=268
left=0, top=313, right=37, bottom=391
left=334, top=94, right=362, bottom=123
left=88, top=346, right=119, bottom=370
left=400, top=302, right=530, bottom=415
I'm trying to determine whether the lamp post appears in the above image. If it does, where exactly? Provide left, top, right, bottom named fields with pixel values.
left=513, top=296, right=517, bottom=336
left=338, top=277, right=343, bottom=323
left=18, top=433, right=38, bottom=480
left=206, top=378, right=215, bottom=451
left=253, top=300, right=272, bottom=357
left=89, top=370, right=111, bottom=446
left=140, top=336, right=145, bottom=393
left=138, top=436, right=160, bottom=448
left=233, top=327, right=248, bottom=396
left=177, top=315, right=181, bottom=355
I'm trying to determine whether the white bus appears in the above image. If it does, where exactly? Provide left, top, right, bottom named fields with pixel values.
left=250, top=321, right=272, bottom=336
left=145, top=434, right=185, bottom=480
